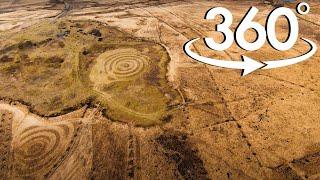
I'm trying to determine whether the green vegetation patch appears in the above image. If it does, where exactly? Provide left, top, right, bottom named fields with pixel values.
left=0, top=20, right=180, bottom=126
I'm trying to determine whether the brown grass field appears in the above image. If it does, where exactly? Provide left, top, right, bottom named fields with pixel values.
left=0, top=0, right=320, bottom=179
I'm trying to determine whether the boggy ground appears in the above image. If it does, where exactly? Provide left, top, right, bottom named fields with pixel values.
left=0, top=0, right=320, bottom=179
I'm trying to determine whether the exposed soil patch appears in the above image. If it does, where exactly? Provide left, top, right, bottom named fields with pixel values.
left=156, top=131, right=210, bottom=179
left=0, top=55, right=14, bottom=63
left=89, top=28, right=102, bottom=37
left=292, top=152, right=320, bottom=177
left=18, top=40, right=34, bottom=50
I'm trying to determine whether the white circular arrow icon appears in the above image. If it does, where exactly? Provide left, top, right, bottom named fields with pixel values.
left=183, top=38, right=317, bottom=76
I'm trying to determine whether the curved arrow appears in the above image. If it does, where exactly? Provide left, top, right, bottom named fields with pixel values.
left=262, top=38, right=317, bottom=69
left=184, top=38, right=317, bottom=76
left=183, top=38, right=266, bottom=76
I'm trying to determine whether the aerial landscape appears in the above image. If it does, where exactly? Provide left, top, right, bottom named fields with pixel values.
left=0, top=0, right=319, bottom=179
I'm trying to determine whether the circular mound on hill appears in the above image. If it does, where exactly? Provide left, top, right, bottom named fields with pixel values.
left=0, top=20, right=180, bottom=126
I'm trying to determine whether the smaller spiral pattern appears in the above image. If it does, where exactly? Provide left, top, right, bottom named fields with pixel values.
left=13, top=122, right=77, bottom=177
